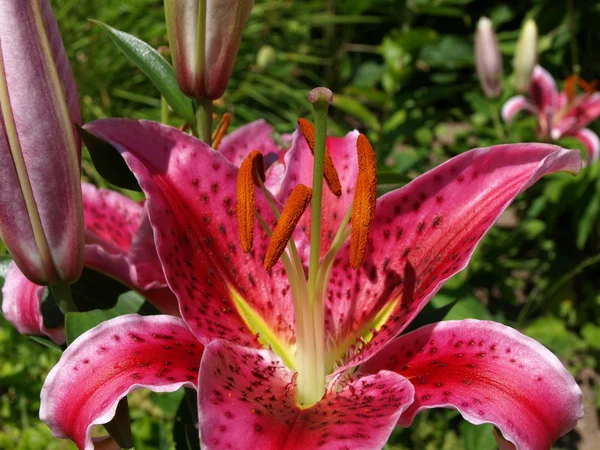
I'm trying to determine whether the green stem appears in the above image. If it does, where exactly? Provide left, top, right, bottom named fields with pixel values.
left=491, top=102, right=507, bottom=141
left=195, top=98, right=213, bottom=145
left=304, top=96, right=330, bottom=406
left=50, top=283, right=77, bottom=315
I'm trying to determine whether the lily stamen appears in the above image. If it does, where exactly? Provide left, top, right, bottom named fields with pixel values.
left=297, top=118, right=342, bottom=196
left=236, top=150, right=266, bottom=252
left=211, top=112, right=231, bottom=150
left=349, top=133, right=377, bottom=269
left=264, top=185, right=312, bottom=270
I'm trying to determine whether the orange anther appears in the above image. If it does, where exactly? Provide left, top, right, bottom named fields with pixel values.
left=297, top=118, right=342, bottom=197
left=264, top=185, right=312, bottom=270
left=237, top=151, right=266, bottom=252
left=349, top=134, right=377, bottom=269
left=578, top=77, right=598, bottom=93
left=212, top=112, right=231, bottom=150
left=565, top=75, right=577, bottom=104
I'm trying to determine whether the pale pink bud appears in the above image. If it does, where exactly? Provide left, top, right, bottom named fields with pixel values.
left=514, top=20, right=538, bottom=93
left=0, top=0, right=84, bottom=284
left=165, top=0, right=254, bottom=100
left=475, top=17, right=503, bottom=98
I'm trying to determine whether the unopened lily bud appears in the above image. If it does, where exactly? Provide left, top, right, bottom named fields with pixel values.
left=475, top=17, right=503, bottom=98
left=0, top=0, right=84, bottom=284
left=165, top=0, right=254, bottom=100
left=256, top=45, right=276, bottom=71
left=514, top=19, right=538, bottom=93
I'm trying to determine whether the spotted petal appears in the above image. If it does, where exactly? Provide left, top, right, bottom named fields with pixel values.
left=358, top=320, right=583, bottom=450
left=277, top=128, right=360, bottom=256
left=40, top=315, right=200, bottom=450
left=1, top=261, right=65, bottom=344
left=327, top=144, right=581, bottom=370
left=81, top=182, right=178, bottom=315
left=218, top=119, right=280, bottom=168
left=83, top=119, right=299, bottom=357
left=198, top=340, right=414, bottom=450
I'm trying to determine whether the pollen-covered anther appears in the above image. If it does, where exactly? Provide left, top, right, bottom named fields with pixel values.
left=264, top=184, right=312, bottom=270
left=297, top=118, right=342, bottom=196
left=211, top=112, right=231, bottom=150
left=349, top=133, right=377, bottom=269
left=236, top=151, right=266, bottom=253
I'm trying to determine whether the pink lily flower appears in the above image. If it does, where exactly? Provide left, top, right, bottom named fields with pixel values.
left=0, top=0, right=85, bottom=285
left=502, top=65, right=600, bottom=164
left=2, top=182, right=178, bottom=344
left=40, top=118, right=583, bottom=450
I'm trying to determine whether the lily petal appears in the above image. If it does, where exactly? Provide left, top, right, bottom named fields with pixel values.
left=218, top=119, right=280, bottom=168
left=328, top=144, right=581, bottom=370
left=562, top=92, right=600, bottom=131
left=81, top=182, right=178, bottom=315
left=0, top=0, right=83, bottom=284
left=40, top=314, right=200, bottom=450
left=529, top=65, right=558, bottom=114
left=1, top=261, right=65, bottom=344
left=568, top=128, right=600, bottom=164
left=83, top=119, right=298, bottom=351
left=277, top=128, right=360, bottom=256
left=358, top=320, right=583, bottom=450
left=82, top=182, right=141, bottom=253
left=501, top=95, right=536, bottom=123
left=198, top=340, right=414, bottom=450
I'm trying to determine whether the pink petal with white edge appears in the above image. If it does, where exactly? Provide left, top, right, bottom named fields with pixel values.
left=83, top=119, right=299, bottom=349
left=218, top=119, right=281, bottom=168
left=1, top=261, right=65, bottom=344
left=359, top=320, right=583, bottom=450
left=198, top=340, right=414, bottom=450
left=277, top=128, right=360, bottom=256
left=40, top=314, right=201, bottom=450
left=501, top=95, right=536, bottom=123
left=328, top=144, right=581, bottom=370
left=529, top=65, right=558, bottom=114
left=568, top=128, right=600, bottom=164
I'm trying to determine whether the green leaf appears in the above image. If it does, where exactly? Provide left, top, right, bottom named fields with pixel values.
left=78, top=126, right=142, bottom=191
left=65, top=291, right=144, bottom=344
left=173, top=390, right=201, bottom=450
left=91, top=20, right=195, bottom=125
left=332, top=95, right=381, bottom=131
left=460, top=422, right=496, bottom=450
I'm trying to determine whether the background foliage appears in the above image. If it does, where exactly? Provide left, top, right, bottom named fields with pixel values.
left=1, top=0, right=600, bottom=448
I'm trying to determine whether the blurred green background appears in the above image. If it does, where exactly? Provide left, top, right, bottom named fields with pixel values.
left=2, top=0, right=600, bottom=448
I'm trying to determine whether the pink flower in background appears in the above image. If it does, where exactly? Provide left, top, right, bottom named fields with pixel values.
left=39, top=119, right=583, bottom=450
left=503, top=65, right=600, bottom=164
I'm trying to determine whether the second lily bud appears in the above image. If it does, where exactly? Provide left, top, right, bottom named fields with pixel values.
left=475, top=17, right=503, bottom=98
left=164, top=0, right=254, bottom=101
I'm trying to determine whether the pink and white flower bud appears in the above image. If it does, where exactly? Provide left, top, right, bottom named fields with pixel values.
left=164, top=0, right=254, bottom=100
left=514, top=19, right=538, bottom=94
left=475, top=17, right=503, bottom=98
left=0, top=0, right=84, bottom=284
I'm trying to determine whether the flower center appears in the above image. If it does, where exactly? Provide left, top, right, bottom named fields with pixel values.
left=235, top=103, right=377, bottom=407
